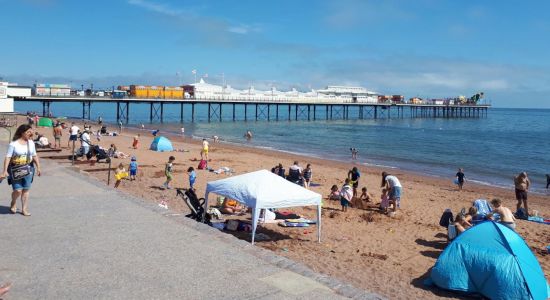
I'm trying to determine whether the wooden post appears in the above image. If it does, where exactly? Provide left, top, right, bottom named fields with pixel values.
left=107, top=158, right=112, bottom=185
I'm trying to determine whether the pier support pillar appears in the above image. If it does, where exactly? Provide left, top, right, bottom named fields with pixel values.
left=232, top=103, right=236, bottom=121
left=244, top=104, right=247, bottom=121
left=191, top=103, right=195, bottom=122
left=313, top=105, right=316, bottom=121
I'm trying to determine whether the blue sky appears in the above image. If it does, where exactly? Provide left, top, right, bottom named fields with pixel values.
left=1, top=0, right=550, bottom=108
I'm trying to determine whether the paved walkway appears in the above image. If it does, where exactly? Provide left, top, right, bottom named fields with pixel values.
left=0, top=156, right=383, bottom=299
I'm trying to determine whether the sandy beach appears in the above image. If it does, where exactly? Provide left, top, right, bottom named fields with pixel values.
left=28, top=117, right=549, bottom=299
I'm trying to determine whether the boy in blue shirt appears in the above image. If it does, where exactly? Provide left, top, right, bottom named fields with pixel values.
left=129, top=156, right=138, bottom=181
left=187, top=167, right=196, bottom=190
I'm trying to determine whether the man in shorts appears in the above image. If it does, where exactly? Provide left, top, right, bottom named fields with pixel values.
left=68, top=123, right=80, bottom=148
left=53, top=123, right=63, bottom=149
left=514, top=172, right=530, bottom=216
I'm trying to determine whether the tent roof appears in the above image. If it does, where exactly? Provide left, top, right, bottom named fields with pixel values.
left=430, top=221, right=549, bottom=299
left=205, top=169, right=321, bottom=209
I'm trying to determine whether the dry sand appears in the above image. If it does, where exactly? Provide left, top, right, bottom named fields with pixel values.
left=29, top=117, right=549, bottom=299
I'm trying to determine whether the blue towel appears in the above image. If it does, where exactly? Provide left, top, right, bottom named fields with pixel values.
left=473, top=199, right=492, bottom=217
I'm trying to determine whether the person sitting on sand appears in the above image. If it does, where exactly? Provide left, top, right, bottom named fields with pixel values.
left=328, top=184, right=340, bottom=200
left=380, top=188, right=390, bottom=213
left=114, top=163, right=126, bottom=188
left=465, top=206, right=484, bottom=225
left=488, top=198, right=517, bottom=231
left=212, top=135, right=219, bottom=143
left=352, top=186, right=370, bottom=209
left=454, top=214, right=472, bottom=235
left=220, top=198, right=244, bottom=214
left=340, top=178, right=353, bottom=212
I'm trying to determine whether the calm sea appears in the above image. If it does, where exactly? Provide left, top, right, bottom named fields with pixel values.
left=16, top=101, right=550, bottom=193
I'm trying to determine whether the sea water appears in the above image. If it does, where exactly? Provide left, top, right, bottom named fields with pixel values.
left=15, top=102, right=550, bottom=193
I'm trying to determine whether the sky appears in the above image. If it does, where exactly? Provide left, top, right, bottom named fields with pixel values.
left=1, top=0, right=550, bottom=108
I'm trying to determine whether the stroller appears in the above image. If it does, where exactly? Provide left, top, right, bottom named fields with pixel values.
left=286, top=168, right=303, bottom=185
left=88, top=145, right=109, bottom=162
left=176, top=188, right=211, bottom=224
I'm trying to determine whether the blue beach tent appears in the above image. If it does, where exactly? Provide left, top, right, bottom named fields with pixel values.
left=428, top=221, right=549, bottom=300
left=150, top=136, right=173, bottom=152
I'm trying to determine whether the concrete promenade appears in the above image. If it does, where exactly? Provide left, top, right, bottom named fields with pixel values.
left=0, top=156, right=383, bottom=299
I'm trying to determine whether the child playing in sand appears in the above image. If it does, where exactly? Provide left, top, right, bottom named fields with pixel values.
left=132, top=134, right=140, bottom=149
left=380, top=188, right=390, bottom=213
left=163, top=156, right=175, bottom=189
left=340, top=178, right=353, bottom=212
left=328, top=185, right=340, bottom=200
left=352, top=186, right=371, bottom=209
left=129, top=156, right=138, bottom=181
left=114, top=163, right=127, bottom=188
left=488, top=198, right=517, bottom=231
left=187, top=167, right=196, bottom=190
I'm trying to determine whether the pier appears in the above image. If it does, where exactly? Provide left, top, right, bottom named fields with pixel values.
left=14, top=96, right=490, bottom=124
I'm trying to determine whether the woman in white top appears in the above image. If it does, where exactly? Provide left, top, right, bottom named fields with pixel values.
left=1, top=124, right=42, bottom=216
left=381, top=172, right=402, bottom=212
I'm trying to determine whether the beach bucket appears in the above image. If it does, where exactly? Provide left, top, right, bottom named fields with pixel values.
left=453, top=178, right=459, bottom=185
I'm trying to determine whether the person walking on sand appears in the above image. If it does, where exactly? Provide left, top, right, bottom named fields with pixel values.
left=1, top=124, right=42, bottom=216
left=381, top=172, right=402, bottom=212
left=118, top=120, right=123, bottom=133
left=187, top=166, right=196, bottom=190
left=181, top=127, right=185, bottom=139
left=68, top=122, right=80, bottom=148
left=514, top=172, right=530, bottom=216
left=98, top=116, right=103, bottom=125
left=201, top=138, right=209, bottom=160
left=53, top=122, right=62, bottom=149
left=302, top=163, right=312, bottom=189
left=456, top=168, right=465, bottom=191
left=132, top=134, right=140, bottom=149
left=340, top=178, right=353, bottom=212
left=163, top=156, right=175, bottom=189
left=347, top=167, right=361, bottom=198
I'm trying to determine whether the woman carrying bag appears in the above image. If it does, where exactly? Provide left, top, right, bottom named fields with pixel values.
left=1, top=124, right=41, bottom=216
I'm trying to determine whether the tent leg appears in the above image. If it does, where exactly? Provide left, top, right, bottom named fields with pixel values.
left=317, top=205, right=321, bottom=243
left=251, top=207, right=260, bottom=244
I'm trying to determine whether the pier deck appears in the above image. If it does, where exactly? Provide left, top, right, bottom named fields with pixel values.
left=14, top=96, right=490, bottom=123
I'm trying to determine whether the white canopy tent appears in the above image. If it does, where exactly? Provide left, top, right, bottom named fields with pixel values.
left=204, top=170, right=322, bottom=244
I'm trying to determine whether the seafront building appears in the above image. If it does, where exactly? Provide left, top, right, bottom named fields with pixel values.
left=183, top=79, right=379, bottom=103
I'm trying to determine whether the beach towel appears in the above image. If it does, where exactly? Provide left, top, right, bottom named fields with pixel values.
left=527, top=216, right=550, bottom=225
left=279, top=222, right=310, bottom=227
left=473, top=199, right=492, bottom=217
left=285, top=218, right=317, bottom=224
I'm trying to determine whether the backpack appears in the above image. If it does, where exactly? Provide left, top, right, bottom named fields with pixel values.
left=515, top=208, right=528, bottom=220
left=198, top=159, right=207, bottom=170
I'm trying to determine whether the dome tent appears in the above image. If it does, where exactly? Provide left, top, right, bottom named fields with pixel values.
left=427, top=221, right=549, bottom=300
left=38, top=117, right=53, bottom=127
left=150, top=136, right=173, bottom=152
